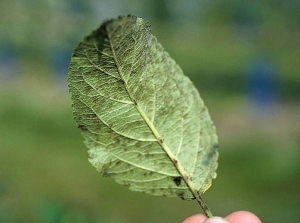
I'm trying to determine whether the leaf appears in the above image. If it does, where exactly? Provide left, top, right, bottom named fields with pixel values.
left=68, top=15, right=218, bottom=215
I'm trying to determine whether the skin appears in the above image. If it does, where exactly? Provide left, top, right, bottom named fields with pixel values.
left=182, top=210, right=262, bottom=223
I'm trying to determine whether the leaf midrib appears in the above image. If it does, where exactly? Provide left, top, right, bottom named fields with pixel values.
left=105, top=23, right=201, bottom=199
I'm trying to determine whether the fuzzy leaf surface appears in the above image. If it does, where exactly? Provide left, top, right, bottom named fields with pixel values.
left=68, top=15, right=218, bottom=199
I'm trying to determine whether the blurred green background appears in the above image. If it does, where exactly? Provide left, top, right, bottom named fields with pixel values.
left=1, top=0, right=300, bottom=222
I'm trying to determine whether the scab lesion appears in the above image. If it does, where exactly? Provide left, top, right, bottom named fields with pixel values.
left=78, top=124, right=88, bottom=131
left=118, top=78, right=125, bottom=84
left=177, top=191, right=185, bottom=200
left=202, top=144, right=219, bottom=166
left=208, top=144, right=218, bottom=159
left=173, top=176, right=182, bottom=186
left=101, top=167, right=110, bottom=177
left=158, top=137, right=164, bottom=145
left=172, top=158, right=178, bottom=165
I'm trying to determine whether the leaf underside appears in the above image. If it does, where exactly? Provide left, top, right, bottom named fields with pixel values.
left=68, top=15, right=218, bottom=200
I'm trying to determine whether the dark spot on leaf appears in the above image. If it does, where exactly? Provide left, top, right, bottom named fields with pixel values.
left=145, top=21, right=151, bottom=31
left=178, top=192, right=185, bottom=200
left=210, top=144, right=218, bottom=155
left=183, top=174, right=190, bottom=181
left=130, top=15, right=137, bottom=24
left=173, top=177, right=182, bottom=186
left=136, top=153, right=142, bottom=158
left=135, top=141, right=142, bottom=147
left=78, top=124, right=87, bottom=131
left=202, top=144, right=218, bottom=166
left=158, top=137, right=164, bottom=144
left=114, top=136, right=121, bottom=143
left=172, top=158, right=178, bottom=164
left=108, top=122, right=114, bottom=129
left=143, top=171, right=154, bottom=177
left=101, top=169, right=110, bottom=177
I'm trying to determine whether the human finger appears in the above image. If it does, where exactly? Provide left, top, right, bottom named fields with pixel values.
left=182, top=213, right=207, bottom=223
left=225, top=210, right=262, bottom=223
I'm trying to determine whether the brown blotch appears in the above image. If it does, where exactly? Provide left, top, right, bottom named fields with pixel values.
left=150, top=189, right=156, bottom=194
left=158, top=137, right=164, bottom=144
left=136, top=153, right=142, bottom=158
left=144, top=154, right=151, bottom=158
left=135, top=141, right=142, bottom=148
left=143, top=171, right=154, bottom=177
left=148, top=171, right=154, bottom=176
left=172, top=158, right=178, bottom=164
left=115, top=160, right=121, bottom=166
left=78, top=124, right=88, bottom=131
left=173, top=177, right=182, bottom=186
left=183, top=174, right=190, bottom=181
left=101, top=168, right=110, bottom=177
left=118, top=78, right=125, bottom=84
left=178, top=192, right=185, bottom=200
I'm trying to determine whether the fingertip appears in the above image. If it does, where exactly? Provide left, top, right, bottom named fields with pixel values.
left=204, top=216, right=230, bottom=223
left=182, top=213, right=207, bottom=223
left=225, top=210, right=262, bottom=223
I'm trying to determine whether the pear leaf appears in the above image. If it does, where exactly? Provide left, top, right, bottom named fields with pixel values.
left=68, top=15, right=218, bottom=216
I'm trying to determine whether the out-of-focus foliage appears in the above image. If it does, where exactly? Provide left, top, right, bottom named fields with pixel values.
left=0, top=0, right=299, bottom=223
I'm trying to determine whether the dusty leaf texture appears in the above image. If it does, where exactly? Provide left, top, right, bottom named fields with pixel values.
left=68, top=15, right=218, bottom=200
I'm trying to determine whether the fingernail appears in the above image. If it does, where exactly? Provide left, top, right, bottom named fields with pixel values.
left=204, top=217, right=230, bottom=223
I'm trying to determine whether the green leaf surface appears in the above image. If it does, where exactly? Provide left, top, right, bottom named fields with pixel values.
left=68, top=15, right=218, bottom=202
